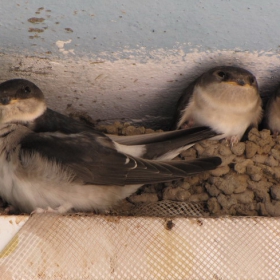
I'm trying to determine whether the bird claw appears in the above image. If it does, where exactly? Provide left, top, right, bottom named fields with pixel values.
left=31, top=206, right=58, bottom=215
left=226, top=135, right=240, bottom=147
left=31, top=203, right=73, bottom=215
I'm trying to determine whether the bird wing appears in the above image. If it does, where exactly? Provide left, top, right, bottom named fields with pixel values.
left=32, top=110, right=218, bottom=160
left=110, top=126, right=218, bottom=160
left=108, top=126, right=215, bottom=145
left=19, top=130, right=220, bottom=186
left=31, top=108, right=97, bottom=134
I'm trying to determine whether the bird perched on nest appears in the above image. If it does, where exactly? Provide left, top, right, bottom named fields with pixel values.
left=0, top=79, right=221, bottom=214
left=171, top=66, right=263, bottom=145
left=264, top=85, right=280, bottom=135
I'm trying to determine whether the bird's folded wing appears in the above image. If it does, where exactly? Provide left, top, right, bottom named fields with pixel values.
left=108, top=126, right=216, bottom=145
left=19, top=131, right=220, bottom=186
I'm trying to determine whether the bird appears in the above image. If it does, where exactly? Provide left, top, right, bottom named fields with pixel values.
left=0, top=79, right=221, bottom=214
left=171, top=66, right=263, bottom=144
left=264, top=86, right=280, bottom=135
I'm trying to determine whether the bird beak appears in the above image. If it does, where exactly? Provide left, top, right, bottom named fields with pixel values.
left=0, top=97, right=18, bottom=105
left=236, top=79, right=246, bottom=86
left=226, top=80, right=250, bottom=87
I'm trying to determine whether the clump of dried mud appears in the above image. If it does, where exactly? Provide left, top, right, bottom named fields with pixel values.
left=97, top=122, right=280, bottom=217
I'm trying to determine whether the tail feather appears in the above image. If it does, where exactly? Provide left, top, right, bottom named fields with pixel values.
left=110, top=126, right=216, bottom=145
left=161, top=157, right=222, bottom=174
left=125, top=156, right=222, bottom=184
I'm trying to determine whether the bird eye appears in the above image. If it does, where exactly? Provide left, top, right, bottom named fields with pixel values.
left=217, top=71, right=226, bottom=78
left=24, top=86, right=31, bottom=93
left=249, top=77, right=255, bottom=85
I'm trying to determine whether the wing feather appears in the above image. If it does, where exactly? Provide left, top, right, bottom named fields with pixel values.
left=19, top=130, right=221, bottom=186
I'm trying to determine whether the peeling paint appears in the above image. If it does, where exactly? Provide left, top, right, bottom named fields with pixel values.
left=55, top=40, right=75, bottom=55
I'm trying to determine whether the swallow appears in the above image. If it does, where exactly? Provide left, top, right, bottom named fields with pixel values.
left=172, top=66, right=263, bottom=144
left=264, top=86, right=280, bottom=135
left=0, top=79, right=221, bottom=214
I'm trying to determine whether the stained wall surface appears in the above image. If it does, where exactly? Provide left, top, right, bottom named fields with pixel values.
left=0, top=1, right=280, bottom=128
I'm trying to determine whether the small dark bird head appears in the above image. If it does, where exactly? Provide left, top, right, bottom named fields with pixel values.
left=0, top=79, right=47, bottom=124
left=200, top=66, right=258, bottom=90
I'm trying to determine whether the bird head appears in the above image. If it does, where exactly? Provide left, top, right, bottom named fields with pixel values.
left=0, top=79, right=46, bottom=124
left=211, top=66, right=257, bottom=87
left=200, top=66, right=258, bottom=89
left=197, top=66, right=260, bottom=103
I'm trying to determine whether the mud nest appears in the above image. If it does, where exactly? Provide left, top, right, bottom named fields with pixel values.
left=97, top=122, right=280, bottom=217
